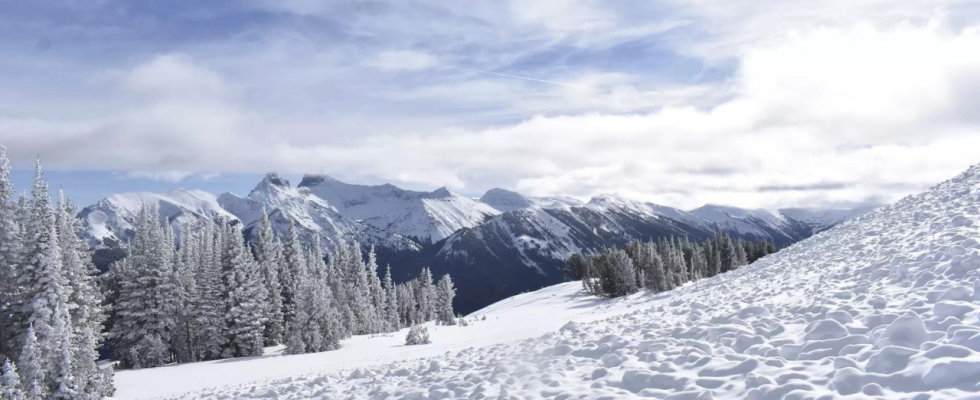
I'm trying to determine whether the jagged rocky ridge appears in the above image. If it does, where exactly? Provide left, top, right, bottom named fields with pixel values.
left=78, top=173, right=865, bottom=312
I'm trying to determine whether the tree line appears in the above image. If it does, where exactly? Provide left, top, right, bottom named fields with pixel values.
left=0, top=148, right=458, bottom=399
left=564, top=231, right=778, bottom=298
left=103, top=199, right=458, bottom=369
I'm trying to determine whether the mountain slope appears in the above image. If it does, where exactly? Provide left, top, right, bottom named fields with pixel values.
left=114, top=162, right=980, bottom=400
left=480, top=188, right=584, bottom=212
left=217, top=173, right=419, bottom=252
left=78, top=188, right=237, bottom=247
left=298, top=175, right=500, bottom=243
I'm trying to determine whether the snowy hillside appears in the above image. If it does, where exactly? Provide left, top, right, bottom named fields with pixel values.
left=115, top=163, right=980, bottom=399
left=298, top=174, right=500, bottom=243
left=218, top=173, right=419, bottom=251
left=77, top=188, right=237, bottom=247
left=480, top=188, right=584, bottom=212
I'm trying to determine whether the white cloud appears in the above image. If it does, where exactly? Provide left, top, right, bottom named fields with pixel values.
left=366, top=50, right=439, bottom=71
left=2, top=2, right=980, bottom=211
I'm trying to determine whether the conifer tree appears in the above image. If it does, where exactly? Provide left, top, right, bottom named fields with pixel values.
left=435, top=275, right=456, bottom=326
left=56, top=194, right=106, bottom=396
left=364, top=246, right=385, bottom=334
left=0, top=147, right=22, bottom=362
left=220, top=225, right=268, bottom=358
left=1, top=358, right=25, bottom=400
left=415, top=268, right=435, bottom=322
left=193, top=223, right=224, bottom=361
left=17, top=326, right=44, bottom=400
left=20, top=161, right=77, bottom=397
left=382, top=265, right=399, bottom=331
left=280, top=224, right=304, bottom=332
left=171, top=229, right=197, bottom=363
left=252, top=209, right=284, bottom=345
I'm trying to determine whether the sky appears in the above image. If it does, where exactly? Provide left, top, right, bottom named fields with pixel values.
left=1, top=0, right=979, bottom=210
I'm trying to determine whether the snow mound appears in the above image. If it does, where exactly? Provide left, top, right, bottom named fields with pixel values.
left=116, top=163, right=980, bottom=400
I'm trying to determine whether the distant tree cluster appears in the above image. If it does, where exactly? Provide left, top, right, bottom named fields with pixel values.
left=102, top=206, right=459, bottom=367
left=564, top=232, right=778, bottom=298
left=0, top=150, right=113, bottom=399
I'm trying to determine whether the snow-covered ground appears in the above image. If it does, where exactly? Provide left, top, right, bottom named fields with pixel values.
left=114, top=164, right=980, bottom=399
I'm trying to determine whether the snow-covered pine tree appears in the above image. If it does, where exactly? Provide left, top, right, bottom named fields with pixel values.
left=0, top=147, right=23, bottom=363
left=594, top=247, right=637, bottom=298
left=397, top=282, right=416, bottom=327
left=415, top=268, right=435, bottom=322
left=434, top=275, right=456, bottom=326
left=19, top=161, right=77, bottom=397
left=283, top=254, right=313, bottom=355
left=341, top=242, right=374, bottom=335
left=251, top=209, right=284, bottom=345
left=305, top=246, right=341, bottom=351
left=109, top=205, right=173, bottom=368
left=193, top=223, right=225, bottom=361
left=56, top=194, right=108, bottom=397
left=404, top=324, right=430, bottom=346
left=326, top=242, right=355, bottom=337
left=382, top=265, right=399, bottom=331
left=1, top=358, right=25, bottom=400
left=364, top=246, right=385, bottom=334
left=720, top=232, right=737, bottom=273
left=220, top=224, right=268, bottom=358
left=17, top=326, right=44, bottom=400
left=734, top=239, right=748, bottom=268
left=279, top=224, right=304, bottom=333
left=171, top=228, right=198, bottom=363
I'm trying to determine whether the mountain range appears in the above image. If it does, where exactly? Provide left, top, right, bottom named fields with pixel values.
left=78, top=173, right=869, bottom=313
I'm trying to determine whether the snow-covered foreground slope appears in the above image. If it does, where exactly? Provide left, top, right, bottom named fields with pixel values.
left=110, top=282, right=629, bottom=399
left=117, top=163, right=980, bottom=400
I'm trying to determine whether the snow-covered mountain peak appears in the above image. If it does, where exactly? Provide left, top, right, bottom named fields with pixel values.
left=297, top=175, right=499, bottom=243
left=481, top=188, right=584, bottom=212
left=259, top=172, right=291, bottom=188
left=296, top=173, right=340, bottom=188
left=78, top=188, right=238, bottom=247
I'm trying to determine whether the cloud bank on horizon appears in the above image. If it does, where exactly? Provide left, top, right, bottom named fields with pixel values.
left=1, top=0, right=979, bottom=209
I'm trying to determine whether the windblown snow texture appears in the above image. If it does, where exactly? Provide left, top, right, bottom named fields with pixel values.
left=116, top=162, right=980, bottom=400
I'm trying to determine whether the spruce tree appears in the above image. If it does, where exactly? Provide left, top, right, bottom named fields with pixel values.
left=364, top=246, right=385, bottom=334
left=192, top=223, right=224, bottom=361
left=251, top=209, right=284, bottom=345
left=280, top=224, right=305, bottom=333
left=17, top=326, right=44, bottom=400
left=56, top=194, right=106, bottom=396
left=220, top=225, right=268, bottom=358
left=415, top=268, right=435, bottom=322
left=382, top=265, right=399, bottom=331
left=20, top=161, right=76, bottom=397
left=435, top=275, right=456, bottom=325
left=1, top=358, right=25, bottom=400
left=0, top=147, right=23, bottom=362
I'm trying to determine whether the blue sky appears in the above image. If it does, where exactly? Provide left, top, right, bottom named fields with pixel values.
left=1, top=0, right=979, bottom=210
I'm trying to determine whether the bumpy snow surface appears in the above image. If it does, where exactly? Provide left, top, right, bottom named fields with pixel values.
left=115, top=165, right=980, bottom=399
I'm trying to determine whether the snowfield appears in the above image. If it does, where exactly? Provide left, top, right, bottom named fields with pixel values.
left=114, top=164, right=980, bottom=399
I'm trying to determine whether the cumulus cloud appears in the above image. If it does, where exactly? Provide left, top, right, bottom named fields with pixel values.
left=1, top=0, right=979, bottom=210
